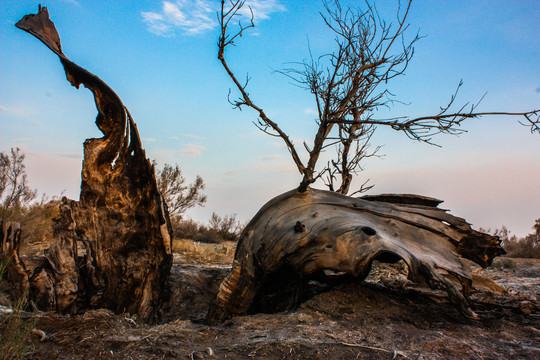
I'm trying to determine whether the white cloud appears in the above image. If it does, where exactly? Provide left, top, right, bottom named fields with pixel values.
left=53, top=153, right=82, bottom=159
left=238, top=0, right=285, bottom=21
left=178, top=144, right=204, bottom=157
left=143, top=137, right=156, bottom=142
left=270, top=141, right=285, bottom=148
left=59, top=0, right=81, bottom=6
left=224, top=168, right=249, bottom=176
left=142, top=0, right=216, bottom=36
left=0, top=104, right=27, bottom=117
left=142, top=12, right=173, bottom=37
left=178, top=133, right=205, bottom=140
left=303, top=108, right=318, bottom=116
left=259, top=154, right=281, bottom=161
left=142, top=0, right=285, bottom=37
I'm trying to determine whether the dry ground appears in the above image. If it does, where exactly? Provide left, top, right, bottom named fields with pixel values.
left=2, top=239, right=539, bottom=359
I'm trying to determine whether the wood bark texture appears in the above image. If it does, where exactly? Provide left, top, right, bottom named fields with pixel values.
left=206, top=187, right=505, bottom=324
left=8, top=6, right=173, bottom=322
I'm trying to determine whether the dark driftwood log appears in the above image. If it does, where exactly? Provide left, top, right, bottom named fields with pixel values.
left=206, top=188, right=505, bottom=324
left=12, top=6, right=172, bottom=322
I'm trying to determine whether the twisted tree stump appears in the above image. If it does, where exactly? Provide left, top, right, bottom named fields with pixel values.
left=207, top=188, right=505, bottom=324
left=4, top=6, right=173, bottom=322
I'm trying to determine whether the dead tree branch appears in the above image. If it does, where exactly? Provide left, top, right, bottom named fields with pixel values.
left=218, top=0, right=305, bottom=175
left=218, top=0, right=539, bottom=195
left=519, top=110, right=540, bottom=134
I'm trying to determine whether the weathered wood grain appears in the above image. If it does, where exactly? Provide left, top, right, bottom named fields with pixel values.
left=207, top=188, right=504, bottom=324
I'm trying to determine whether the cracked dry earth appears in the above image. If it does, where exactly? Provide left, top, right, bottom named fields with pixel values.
left=5, top=257, right=540, bottom=359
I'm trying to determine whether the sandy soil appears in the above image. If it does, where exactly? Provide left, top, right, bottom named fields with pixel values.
left=2, top=256, right=539, bottom=359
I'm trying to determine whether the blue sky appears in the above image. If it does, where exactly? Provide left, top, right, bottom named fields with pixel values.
left=1, top=0, right=539, bottom=236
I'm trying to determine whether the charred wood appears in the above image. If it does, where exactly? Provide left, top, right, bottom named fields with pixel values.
left=7, top=6, right=173, bottom=322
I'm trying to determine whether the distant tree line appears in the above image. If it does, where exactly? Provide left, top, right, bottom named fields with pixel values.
left=5, top=148, right=540, bottom=251
left=493, top=220, right=540, bottom=258
left=0, top=149, right=242, bottom=254
left=173, top=213, right=243, bottom=244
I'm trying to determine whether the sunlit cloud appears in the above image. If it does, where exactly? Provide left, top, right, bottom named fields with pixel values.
left=270, top=141, right=285, bottom=148
left=142, top=0, right=285, bottom=37
left=224, top=168, right=249, bottom=176
left=178, top=144, right=204, bottom=157
left=59, top=0, right=81, bottom=6
left=178, top=133, right=205, bottom=140
left=142, top=0, right=216, bottom=36
left=0, top=104, right=27, bottom=117
left=52, top=153, right=82, bottom=159
left=26, top=151, right=82, bottom=160
left=303, top=108, right=317, bottom=116
left=237, top=0, right=286, bottom=21
left=259, top=154, right=281, bottom=161
left=143, top=137, right=156, bottom=142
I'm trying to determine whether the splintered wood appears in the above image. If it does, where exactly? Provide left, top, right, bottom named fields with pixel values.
left=6, top=6, right=173, bottom=322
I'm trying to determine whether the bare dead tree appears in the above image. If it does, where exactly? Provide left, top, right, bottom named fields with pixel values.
left=207, top=0, right=527, bottom=324
left=155, top=163, right=207, bottom=218
left=218, top=0, right=540, bottom=194
left=0, top=148, right=38, bottom=219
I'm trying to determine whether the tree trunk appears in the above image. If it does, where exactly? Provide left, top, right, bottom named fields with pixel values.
left=206, top=187, right=505, bottom=324
left=7, top=6, right=173, bottom=323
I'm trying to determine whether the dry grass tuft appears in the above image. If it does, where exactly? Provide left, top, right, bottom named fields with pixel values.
left=172, top=239, right=236, bottom=265
left=0, top=263, right=37, bottom=360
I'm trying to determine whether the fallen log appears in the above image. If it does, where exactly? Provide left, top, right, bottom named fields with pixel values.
left=206, top=188, right=504, bottom=324
left=8, top=6, right=173, bottom=322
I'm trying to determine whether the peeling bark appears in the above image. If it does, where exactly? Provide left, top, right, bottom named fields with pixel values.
left=206, top=188, right=504, bottom=324
left=8, top=6, right=173, bottom=322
